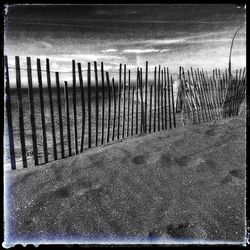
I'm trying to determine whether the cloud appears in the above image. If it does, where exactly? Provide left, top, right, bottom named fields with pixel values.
left=160, top=49, right=172, bottom=53
left=122, top=49, right=160, bottom=54
left=102, top=49, right=118, bottom=53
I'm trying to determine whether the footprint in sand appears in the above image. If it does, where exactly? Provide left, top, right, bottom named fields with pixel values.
left=221, top=169, right=245, bottom=184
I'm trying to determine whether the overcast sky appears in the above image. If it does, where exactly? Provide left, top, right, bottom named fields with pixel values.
left=4, top=4, right=246, bottom=84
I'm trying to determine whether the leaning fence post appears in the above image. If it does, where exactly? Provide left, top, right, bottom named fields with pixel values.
left=72, top=60, right=78, bottom=155
left=55, top=72, right=65, bottom=159
left=64, top=81, right=72, bottom=156
left=157, top=65, right=161, bottom=131
left=163, top=67, right=167, bottom=129
left=167, top=68, right=172, bottom=128
left=37, top=58, right=48, bottom=163
left=106, top=72, right=111, bottom=143
left=122, top=64, right=126, bottom=138
left=87, top=62, right=92, bottom=148
left=4, top=55, right=16, bottom=170
left=149, top=85, right=153, bottom=132
left=101, top=62, right=105, bottom=145
left=154, top=66, right=157, bottom=132
left=140, top=68, right=145, bottom=133
left=15, top=56, right=27, bottom=168
left=27, top=57, right=39, bottom=165
left=94, top=61, right=99, bottom=146
left=145, top=61, right=148, bottom=133
left=131, top=86, right=135, bottom=136
left=127, top=70, right=131, bottom=137
left=112, top=78, right=117, bottom=141
left=170, top=76, right=176, bottom=128
left=46, top=58, right=57, bottom=160
left=117, top=64, right=122, bottom=139
left=77, top=63, right=86, bottom=152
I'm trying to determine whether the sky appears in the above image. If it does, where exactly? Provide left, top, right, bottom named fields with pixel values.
left=4, top=4, right=246, bottom=85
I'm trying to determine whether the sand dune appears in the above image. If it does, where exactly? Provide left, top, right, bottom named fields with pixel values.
left=4, top=116, right=246, bottom=245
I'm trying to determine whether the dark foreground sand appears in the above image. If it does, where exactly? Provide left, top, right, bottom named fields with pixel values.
left=4, top=116, right=246, bottom=245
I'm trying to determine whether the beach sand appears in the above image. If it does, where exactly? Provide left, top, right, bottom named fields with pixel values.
left=4, top=115, right=246, bottom=245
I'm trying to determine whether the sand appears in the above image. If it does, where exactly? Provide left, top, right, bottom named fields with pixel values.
left=4, top=116, right=246, bottom=246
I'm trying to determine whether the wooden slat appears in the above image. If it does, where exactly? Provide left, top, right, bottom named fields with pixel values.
left=157, top=65, right=161, bottom=131
left=161, top=69, right=164, bottom=130
left=153, top=67, right=157, bottom=132
left=112, top=78, right=117, bottom=141
left=94, top=61, right=99, bottom=146
left=122, top=64, right=126, bottom=138
left=55, top=72, right=65, bottom=158
left=136, top=68, right=139, bottom=134
left=72, top=60, right=78, bottom=154
left=170, top=76, right=176, bottom=128
left=117, top=64, right=122, bottom=139
left=106, top=72, right=111, bottom=143
left=46, top=58, right=57, bottom=160
left=87, top=62, right=92, bottom=148
left=149, top=85, right=153, bottom=132
left=167, top=68, right=173, bottom=128
left=131, top=86, right=135, bottom=136
left=144, top=61, right=148, bottom=132
left=64, top=81, right=72, bottom=156
left=163, top=67, right=167, bottom=129
left=77, top=63, right=86, bottom=152
left=15, top=56, right=27, bottom=168
left=101, top=62, right=105, bottom=145
left=4, top=55, right=16, bottom=170
left=140, top=68, right=144, bottom=133
left=127, top=70, right=131, bottom=137
left=37, top=59, right=48, bottom=163
left=27, top=57, right=38, bottom=165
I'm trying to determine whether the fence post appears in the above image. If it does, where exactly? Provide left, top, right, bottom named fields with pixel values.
left=15, top=56, right=27, bottom=168
left=154, top=66, right=157, bottom=132
left=87, top=62, right=92, bottom=148
left=94, top=61, right=99, bottom=146
left=145, top=61, right=148, bottom=133
left=106, top=72, right=111, bottom=143
left=55, top=72, right=65, bottom=158
left=163, top=67, right=167, bottom=129
left=101, top=62, right=105, bottom=145
left=140, top=68, right=145, bottom=133
left=131, top=86, right=135, bottom=136
left=167, top=68, right=172, bottom=128
left=157, top=65, right=161, bottom=131
left=46, top=58, right=57, bottom=160
left=161, top=69, right=164, bottom=130
left=149, top=85, right=153, bottom=132
left=77, top=63, right=86, bottom=152
left=37, top=59, right=48, bottom=163
left=4, top=55, right=16, bottom=170
left=72, top=60, right=78, bottom=155
left=64, top=81, right=72, bottom=156
left=127, top=70, right=131, bottom=137
left=170, top=76, right=176, bottom=128
left=136, top=68, right=139, bottom=134
left=117, top=64, right=122, bottom=139
left=112, top=78, right=117, bottom=141
left=122, top=64, right=126, bottom=138
left=27, top=57, right=38, bottom=165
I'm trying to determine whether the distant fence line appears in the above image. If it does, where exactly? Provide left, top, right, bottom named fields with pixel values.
left=4, top=55, right=246, bottom=170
